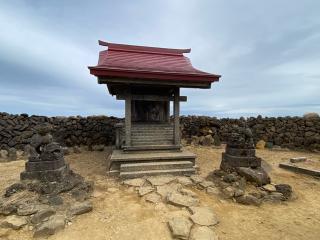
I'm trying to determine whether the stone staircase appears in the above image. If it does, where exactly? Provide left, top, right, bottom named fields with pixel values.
left=131, top=123, right=174, bottom=146
left=119, top=161, right=195, bottom=178
left=109, top=150, right=196, bottom=178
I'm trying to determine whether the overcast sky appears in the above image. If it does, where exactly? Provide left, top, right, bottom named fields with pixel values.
left=0, top=0, right=319, bottom=118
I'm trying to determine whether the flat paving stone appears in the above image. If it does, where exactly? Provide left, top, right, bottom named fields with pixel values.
left=190, top=175, right=204, bottom=184
left=138, top=186, right=154, bottom=196
left=123, top=178, right=146, bottom=187
left=147, top=176, right=176, bottom=186
left=176, top=176, right=194, bottom=186
left=199, top=181, right=215, bottom=189
left=190, top=226, right=219, bottom=240
left=180, top=188, right=197, bottom=198
left=189, top=207, right=219, bottom=226
left=206, top=187, right=220, bottom=195
left=145, top=192, right=162, bottom=204
left=156, top=183, right=182, bottom=198
left=167, top=191, right=199, bottom=207
left=168, top=216, right=193, bottom=240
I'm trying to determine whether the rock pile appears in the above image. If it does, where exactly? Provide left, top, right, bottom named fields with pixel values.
left=207, top=170, right=293, bottom=206
left=20, top=123, right=69, bottom=182
left=220, top=122, right=270, bottom=186
left=0, top=124, right=94, bottom=238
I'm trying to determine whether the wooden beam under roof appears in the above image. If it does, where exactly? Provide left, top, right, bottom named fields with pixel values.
left=116, top=94, right=187, bottom=102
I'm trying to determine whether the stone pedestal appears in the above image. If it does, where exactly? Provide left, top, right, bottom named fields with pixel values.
left=20, top=124, right=69, bottom=182
left=220, top=147, right=261, bottom=171
left=220, top=122, right=270, bottom=185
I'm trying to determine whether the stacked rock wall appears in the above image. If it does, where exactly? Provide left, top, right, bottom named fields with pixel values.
left=0, top=112, right=120, bottom=150
left=0, top=112, right=319, bottom=151
left=180, top=115, right=320, bottom=151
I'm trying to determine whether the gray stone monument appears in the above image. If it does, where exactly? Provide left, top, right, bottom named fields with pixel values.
left=20, top=123, right=69, bottom=182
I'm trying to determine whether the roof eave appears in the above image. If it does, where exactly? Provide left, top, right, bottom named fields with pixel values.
left=88, top=66, right=220, bottom=83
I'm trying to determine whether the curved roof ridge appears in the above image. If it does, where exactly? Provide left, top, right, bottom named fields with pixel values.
left=98, top=40, right=191, bottom=56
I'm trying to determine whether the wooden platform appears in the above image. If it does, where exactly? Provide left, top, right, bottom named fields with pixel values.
left=108, top=149, right=196, bottom=178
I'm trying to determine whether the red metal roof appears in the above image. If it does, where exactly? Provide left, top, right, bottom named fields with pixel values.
left=88, top=41, right=221, bottom=83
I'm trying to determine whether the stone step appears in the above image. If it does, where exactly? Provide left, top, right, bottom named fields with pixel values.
left=131, top=136, right=173, bottom=141
left=120, top=161, right=194, bottom=172
left=132, top=141, right=173, bottom=146
left=123, top=145, right=181, bottom=151
left=132, top=124, right=172, bottom=127
left=131, top=130, right=173, bottom=134
left=132, top=127, right=173, bottom=131
left=131, top=133, right=173, bottom=138
left=119, top=168, right=196, bottom=179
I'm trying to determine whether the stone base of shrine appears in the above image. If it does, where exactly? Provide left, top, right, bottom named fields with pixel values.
left=220, top=153, right=261, bottom=171
left=107, top=149, right=196, bottom=179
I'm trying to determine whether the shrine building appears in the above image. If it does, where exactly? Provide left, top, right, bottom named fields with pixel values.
left=89, top=40, right=221, bottom=178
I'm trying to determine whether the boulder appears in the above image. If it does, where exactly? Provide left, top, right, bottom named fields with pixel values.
left=5, top=182, right=26, bottom=197
left=303, top=112, right=319, bottom=119
left=202, top=135, right=214, bottom=146
left=256, top=140, right=266, bottom=149
left=48, top=195, right=64, bottom=206
left=68, top=201, right=93, bottom=216
left=261, top=184, right=276, bottom=192
left=92, top=145, right=105, bottom=151
left=223, top=173, right=238, bottom=183
left=190, top=175, right=204, bottom=184
left=199, top=181, right=214, bottom=189
left=0, top=149, right=8, bottom=160
left=236, top=167, right=270, bottom=186
left=189, top=207, right=219, bottom=226
left=31, top=208, right=56, bottom=224
left=222, top=186, right=235, bottom=199
left=17, top=204, right=41, bottom=216
left=190, top=226, right=219, bottom=240
left=275, top=184, right=292, bottom=199
left=73, top=146, right=81, bottom=154
left=8, top=148, right=17, bottom=161
left=236, top=194, right=261, bottom=206
left=34, top=215, right=65, bottom=238
left=168, top=216, right=193, bottom=240
left=1, top=215, right=27, bottom=230
left=262, top=192, right=285, bottom=202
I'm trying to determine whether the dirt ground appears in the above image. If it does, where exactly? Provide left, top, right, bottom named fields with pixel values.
left=0, top=146, right=320, bottom=240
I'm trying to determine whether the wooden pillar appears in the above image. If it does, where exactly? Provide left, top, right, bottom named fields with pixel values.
left=125, top=91, right=132, bottom=146
left=173, top=87, right=180, bottom=145
left=166, top=101, right=170, bottom=123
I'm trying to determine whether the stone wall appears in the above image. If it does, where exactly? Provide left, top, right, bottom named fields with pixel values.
left=0, top=112, right=319, bottom=151
left=180, top=115, right=320, bottom=151
left=0, top=112, right=120, bottom=150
